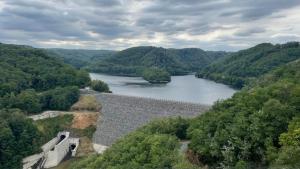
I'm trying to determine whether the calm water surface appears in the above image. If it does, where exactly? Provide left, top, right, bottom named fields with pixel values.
left=90, top=73, right=237, bottom=105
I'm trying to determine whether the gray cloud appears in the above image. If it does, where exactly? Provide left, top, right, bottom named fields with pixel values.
left=235, top=27, right=266, bottom=37
left=0, top=0, right=300, bottom=50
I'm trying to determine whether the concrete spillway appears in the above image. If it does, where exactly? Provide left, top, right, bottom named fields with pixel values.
left=93, top=93, right=210, bottom=146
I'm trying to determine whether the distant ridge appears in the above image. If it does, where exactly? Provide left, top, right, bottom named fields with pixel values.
left=86, top=46, right=228, bottom=76
left=45, top=48, right=116, bottom=68
left=196, top=42, right=300, bottom=88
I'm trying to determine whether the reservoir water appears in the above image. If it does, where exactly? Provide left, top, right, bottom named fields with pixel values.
left=90, top=73, right=236, bottom=105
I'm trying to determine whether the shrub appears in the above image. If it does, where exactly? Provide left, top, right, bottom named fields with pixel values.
left=91, top=80, right=110, bottom=93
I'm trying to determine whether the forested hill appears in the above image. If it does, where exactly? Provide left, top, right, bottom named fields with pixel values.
left=0, top=43, right=90, bottom=113
left=86, top=46, right=228, bottom=76
left=0, top=43, right=92, bottom=169
left=46, top=48, right=116, bottom=68
left=196, top=42, right=300, bottom=88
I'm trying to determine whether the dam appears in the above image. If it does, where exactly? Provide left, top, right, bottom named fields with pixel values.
left=93, top=93, right=210, bottom=147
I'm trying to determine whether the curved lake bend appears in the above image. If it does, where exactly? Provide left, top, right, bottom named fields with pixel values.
left=90, top=73, right=237, bottom=105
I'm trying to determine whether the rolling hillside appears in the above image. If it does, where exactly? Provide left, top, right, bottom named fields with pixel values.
left=196, top=42, right=300, bottom=88
left=0, top=43, right=90, bottom=95
left=87, top=46, right=228, bottom=76
left=0, top=43, right=91, bottom=114
left=46, top=48, right=116, bottom=68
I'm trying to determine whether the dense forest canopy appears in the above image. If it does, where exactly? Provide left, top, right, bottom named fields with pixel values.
left=0, top=43, right=90, bottom=113
left=188, top=59, right=300, bottom=168
left=85, top=46, right=228, bottom=76
left=142, top=67, right=171, bottom=84
left=0, top=43, right=90, bottom=94
left=0, top=109, right=42, bottom=169
left=196, top=42, right=300, bottom=88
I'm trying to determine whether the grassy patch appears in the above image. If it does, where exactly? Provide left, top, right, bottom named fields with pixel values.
left=71, top=95, right=101, bottom=112
left=75, top=137, right=95, bottom=157
left=69, top=126, right=96, bottom=139
left=35, top=114, right=97, bottom=142
left=35, top=114, right=73, bottom=144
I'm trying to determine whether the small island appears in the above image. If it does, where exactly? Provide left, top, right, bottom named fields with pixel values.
left=142, top=67, right=171, bottom=84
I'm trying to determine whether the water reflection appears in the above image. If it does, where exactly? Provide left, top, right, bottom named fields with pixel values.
left=90, top=73, right=237, bottom=105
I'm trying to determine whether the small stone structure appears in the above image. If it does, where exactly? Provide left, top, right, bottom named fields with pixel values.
left=22, top=131, right=79, bottom=169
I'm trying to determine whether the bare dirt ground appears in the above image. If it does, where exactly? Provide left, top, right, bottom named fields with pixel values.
left=71, top=112, right=99, bottom=129
left=69, top=111, right=100, bottom=156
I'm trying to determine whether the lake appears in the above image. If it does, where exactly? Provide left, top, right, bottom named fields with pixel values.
left=90, top=73, right=237, bottom=105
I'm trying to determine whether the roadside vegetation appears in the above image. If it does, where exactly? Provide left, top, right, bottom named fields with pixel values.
left=34, top=114, right=73, bottom=143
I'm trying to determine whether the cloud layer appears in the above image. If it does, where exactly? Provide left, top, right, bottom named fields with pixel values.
left=1, top=0, right=300, bottom=51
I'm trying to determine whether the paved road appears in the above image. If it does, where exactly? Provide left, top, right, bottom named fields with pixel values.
left=93, top=93, right=210, bottom=146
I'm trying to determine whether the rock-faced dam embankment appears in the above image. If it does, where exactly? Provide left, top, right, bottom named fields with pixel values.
left=93, top=93, right=210, bottom=146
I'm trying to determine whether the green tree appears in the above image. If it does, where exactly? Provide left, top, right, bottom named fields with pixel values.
left=15, top=89, right=42, bottom=114
left=91, top=80, right=110, bottom=93
left=142, top=67, right=171, bottom=84
left=0, top=109, right=41, bottom=169
left=141, top=117, right=190, bottom=139
left=41, top=86, right=79, bottom=110
left=271, top=116, right=300, bottom=168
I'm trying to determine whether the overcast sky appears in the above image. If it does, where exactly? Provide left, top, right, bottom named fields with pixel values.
left=0, top=0, right=300, bottom=51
